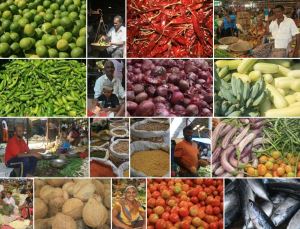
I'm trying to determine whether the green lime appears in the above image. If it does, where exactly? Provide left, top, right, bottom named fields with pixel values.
left=19, top=37, right=33, bottom=50
left=60, top=5, right=66, bottom=11
left=59, top=52, right=69, bottom=58
left=46, top=9, right=53, bottom=14
left=48, top=48, right=58, bottom=57
left=44, top=35, right=57, bottom=47
left=34, top=15, right=43, bottom=25
left=61, top=11, right=69, bottom=17
left=71, top=25, right=80, bottom=36
left=76, top=36, right=86, bottom=48
left=36, top=45, right=48, bottom=57
left=56, top=26, right=65, bottom=35
left=24, top=24, right=35, bottom=37
left=56, top=35, right=62, bottom=40
left=9, top=5, right=18, bottom=14
left=62, top=32, right=72, bottom=42
left=0, top=43, right=10, bottom=56
left=70, top=47, right=83, bottom=57
left=23, top=12, right=34, bottom=21
left=67, top=4, right=77, bottom=12
left=17, top=0, right=27, bottom=9
left=79, top=27, right=86, bottom=37
left=0, top=33, right=11, bottom=44
left=0, top=3, right=8, bottom=11
left=75, top=19, right=84, bottom=28
left=2, top=20, right=11, bottom=31
left=2, top=10, right=12, bottom=20
left=50, top=3, right=59, bottom=11
left=10, top=32, right=19, bottom=42
left=42, top=22, right=53, bottom=33
left=69, top=42, right=76, bottom=49
left=56, top=39, right=68, bottom=51
left=10, top=22, right=20, bottom=33
left=64, top=0, right=73, bottom=7
left=35, top=28, right=43, bottom=39
left=0, top=27, right=4, bottom=36
left=35, top=40, right=44, bottom=47
left=68, top=11, right=78, bottom=21
left=51, top=18, right=61, bottom=27
left=36, top=5, right=44, bottom=13
left=74, top=0, right=81, bottom=6
left=30, top=22, right=37, bottom=29
left=43, top=0, right=51, bottom=8
left=10, top=42, right=21, bottom=53
left=18, top=18, right=29, bottom=28
left=13, top=15, right=22, bottom=22
left=44, top=13, right=54, bottom=22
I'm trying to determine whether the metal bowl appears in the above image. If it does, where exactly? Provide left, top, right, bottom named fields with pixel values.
left=66, top=151, right=79, bottom=158
left=42, top=153, right=58, bottom=160
left=50, top=158, right=67, bottom=168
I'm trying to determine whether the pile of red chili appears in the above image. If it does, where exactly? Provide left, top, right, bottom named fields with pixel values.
left=127, top=0, right=213, bottom=57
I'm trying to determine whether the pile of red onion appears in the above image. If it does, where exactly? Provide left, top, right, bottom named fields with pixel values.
left=127, top=59, right=213, bottom=117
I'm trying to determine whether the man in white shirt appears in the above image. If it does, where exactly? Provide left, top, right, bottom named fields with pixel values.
left=266, top=5, right=300, bottom=57
left=101, top=15, right=126, bottom=58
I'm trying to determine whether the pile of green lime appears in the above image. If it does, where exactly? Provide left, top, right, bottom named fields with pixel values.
left=0, top=0, right=86, bottom=58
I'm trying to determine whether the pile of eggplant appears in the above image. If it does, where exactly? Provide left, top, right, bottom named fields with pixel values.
left=225, top=179, right=300, bottom=229
left=212, top=118, right=265, bottom=177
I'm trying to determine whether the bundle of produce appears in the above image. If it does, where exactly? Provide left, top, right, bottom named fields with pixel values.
left=225, top=179, right=300, bottom=229
left=215, top=59, right=300, bottom=117
left=0, top=59, right=86, bottom=116
left=127, top=59, right=213, bottom=117
left=34, top=179, right=111, bottom=229
left=147, top=179, right=223, bottom=229
left=0, top=0, right=86, bottom=58
left=127, top=0, right=213, bottom=57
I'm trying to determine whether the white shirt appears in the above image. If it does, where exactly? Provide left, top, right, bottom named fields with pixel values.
left=269, top=15, right=299, bottom=49
left=94, top=74, right=125, bottom=100
left=107, top=26, right=126, bottom=48
left=3, top=197, right=16, bottom=207
left=111, top=59, right=124, bottom=81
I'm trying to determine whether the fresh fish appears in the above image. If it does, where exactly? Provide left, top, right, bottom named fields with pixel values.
left=261, top=201, right=273, bottom=217
left=271, top=193, right=287, bottom=205
left=225, top=190, right=241, bottom=228
left=287, top=209, right=300, bottom=229
left=248, top=199, right=276, bottom=229
left=240, top=180, right=255, bottom=228
left=271, top=197, right=300, bottom=226
left=247, top=179, right=271, bottom=201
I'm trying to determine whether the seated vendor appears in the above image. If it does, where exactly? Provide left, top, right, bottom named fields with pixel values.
left=4, top=124, right=43, bottom=177
left=19, top=189, right=33, bottom=219
left=174, top=125, right=200, bottom=177
left=97, top=82, right=120, bottom=114
left=3, top=191, right=16, bottom=208
left=112, top=186, right=146, bottom=229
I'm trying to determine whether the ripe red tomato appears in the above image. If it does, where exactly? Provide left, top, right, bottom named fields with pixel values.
left=147, top=208, right=153, bottom=217
left=161, top=189, right=171, bottom=199
left=205, top=205, right=213, bottom=215
left=148, top=198, right=156, bottom=208
left=191, top=196, right=199, bottom=204
left=213, top=207, right=221, bottom=215
left=154, top=206, right=164, bottom=215
left=162, top=212, right=170, bottom=221
left=189, top=206, right=199, bottom=217
left=148, top=213, right=159, bottom=224
left=179, top=207, right=189, bottom=217
left=192, top=217, right=202, bottom=227
left=152, top=191, right=160, bottom=199
left=209, top=222, right=218, bottom=229
left=198, top=191, right=207, bottom=201
left=180, top=220, right=191, bottom=229
left=169, top=213, right=180, bottom=223
left=156, top=219, right=166, bottom=229
left=156, top=198, right=166, bottom=207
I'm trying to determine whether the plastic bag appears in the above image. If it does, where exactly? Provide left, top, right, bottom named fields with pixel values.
left=118, top=161, right=129, bottom=177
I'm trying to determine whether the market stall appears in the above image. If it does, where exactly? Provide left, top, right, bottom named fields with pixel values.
left=0, top=118, right=88, bottom=177
left=170, top=118, right=212, bottom=177
left=90, top=118, right=129, bottom=177
left=0, top=179, right=33, bottom=229
left=130, top=118, right=170, bottom=177
left=88, top=0, right=125, bottom=57
left=214, top=0, right=300, bottom=57
left=87, top=59, right=125, bottom=117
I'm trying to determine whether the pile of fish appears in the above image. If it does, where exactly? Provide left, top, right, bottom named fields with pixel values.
left=212, top=118, right=266, bottom=177
left=225, top=179, right=300, bottom=229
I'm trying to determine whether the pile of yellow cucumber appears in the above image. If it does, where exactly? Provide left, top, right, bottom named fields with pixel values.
left=215, top=59, right=300, bottom=117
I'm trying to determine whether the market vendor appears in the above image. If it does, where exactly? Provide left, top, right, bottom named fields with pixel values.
left=174, top=125, right=200, bottom=177
left=4, top=125, right=43, bottom=177
left=112, top=185, right=146, bottom=229
left=266, top=5, right=300, bottom=57
left=94, top=60, right=125, bottom=116
left=19, top=189, right=33, bottom=219
left=100, top=15, right=126, bottom=58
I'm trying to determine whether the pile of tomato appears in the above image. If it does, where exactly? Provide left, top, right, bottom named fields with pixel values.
left=147, top=179, right=223, bottom=229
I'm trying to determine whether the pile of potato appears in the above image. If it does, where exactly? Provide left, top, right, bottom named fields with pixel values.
left=34, top=179, right=111, bottom=229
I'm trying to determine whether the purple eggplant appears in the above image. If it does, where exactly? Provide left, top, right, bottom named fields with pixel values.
left=222, top=127, right=238, bottom=149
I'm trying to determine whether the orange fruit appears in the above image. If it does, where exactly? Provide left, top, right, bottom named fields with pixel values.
left=285, top=165, right=293, bottom=173
left=259, top=155, right=268, bottom=164
left=258, top=164, right=267, bottom=176
left=264, top=173, right=273, bottom=177
left=277, top=167, right=285, bottom=176
left=272, top=151, right=281, bottom=159
left=265, top=161, right=273, bottom=170
left=247, top=167, right=256, bottom=177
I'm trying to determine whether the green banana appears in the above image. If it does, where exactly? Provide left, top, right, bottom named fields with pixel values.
left=252, top=92, right=266, bottom=106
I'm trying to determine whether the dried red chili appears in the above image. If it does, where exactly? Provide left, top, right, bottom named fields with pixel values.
left=127, top=0, right=213, bottom=57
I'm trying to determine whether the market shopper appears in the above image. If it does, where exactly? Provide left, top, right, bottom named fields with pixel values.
left=98, top=82, right=121, bottom=114
left=174, top=125, right=200, bottom=177
left=266, top=5, right=300, bottom=57
left=100, top=15, right=126, bottom=58
left=4, top=125, right=43, bottom=177
left=94, top=60, right=125, bottom=116
left=112, top=185, right=146, bottom=229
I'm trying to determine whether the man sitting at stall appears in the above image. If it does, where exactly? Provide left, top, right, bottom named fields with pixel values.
left=94, top=60, right=125, bottom=116
left=174, top=125, right=200, bottom=177
left=4, top=124, right=42, bottom=177
left=266, top=5, right=300, bottom=57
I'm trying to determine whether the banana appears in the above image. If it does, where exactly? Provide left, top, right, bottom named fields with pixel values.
left=228, top=111, right=242, bottom=117
left=243, top=82, right=250, bottom=101
left=231, top=76, right=237, bottom=97
left=250, top=81, right=260, bottom=98
left=252, top=92, right=266, bottom=106
left=225, top=104, right=237, bottom=116
left=236, top=78, right=243, bottom=101
left=221, top=89, right=237, bottom=103
left=246, top=98, right=253, bottom=108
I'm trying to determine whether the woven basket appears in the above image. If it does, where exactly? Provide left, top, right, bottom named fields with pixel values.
left=219, top=36, right=239, bottom=45
left=229, top=40, right=253, bottom=53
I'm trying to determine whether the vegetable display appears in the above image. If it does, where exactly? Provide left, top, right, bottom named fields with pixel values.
left=127, top=0, right=213, bottom=57
left=212, top=118, right=300, bottom=177
left=225, top=179, right=300, bottom=229
left=127, top=59, right=213, bottom=117
left=215, top=59, right=300, bottom=117
left=0, top=59, right=86, bottom=116
left=34, top=179, right=111, bottom=229
left=0, top=0, right=86, bottom=58
left=147, top=179, right=223, bottom=229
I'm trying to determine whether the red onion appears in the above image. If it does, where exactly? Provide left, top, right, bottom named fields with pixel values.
left=155, top=108, right=170, bottom=116
left=186, top=104, right=199, bottom=116
left=145, top=85, right=156, bottom=96
left=156, top=86, right=168, bottom=97
left=173, top=105, right=186, bottom=116
left=151, top=66, right=166, bottom=76
left=133, top=84, right=144, bottom=94
left=153, top=96, right=167, bottom=103
left=141, top=59, right=153, bottom=71
left=179, top=80, right=189, bottom=92
left=183, top=98, right=191, bottom=106
left=127, top=101, right=138, bottom=113
left=135, top=92, right=148, bottom=103
left=168, top=74, right=180, bottom=84
left=127, top=91, right=135, bottom=101
left=135, top=100, right=155, bottom=116
left=171, top=91, right=184, bottom=104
